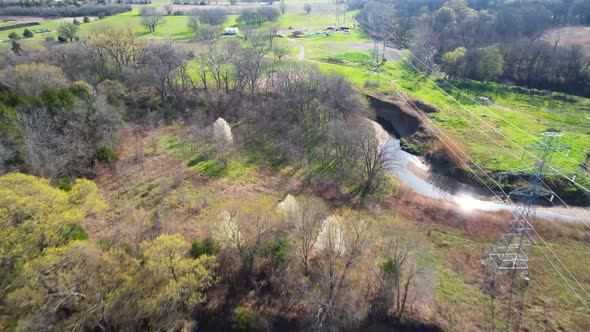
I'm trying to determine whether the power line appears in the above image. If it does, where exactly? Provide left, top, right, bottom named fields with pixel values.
left=394, top=81, right=590, bottom=316
left=354, top=23, right=590, bottom=312
left=386, top=35, right=590, bottom=197
left=355, top=22, right=590, bottom=228
left=388, top=57, right=590, bottom=229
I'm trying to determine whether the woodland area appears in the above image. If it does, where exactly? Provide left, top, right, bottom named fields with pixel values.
left=1, top=0, right=590, bottom=331
left=0, top=22, right=416, bottom=331
left=356, top=0, right=590, bottom=96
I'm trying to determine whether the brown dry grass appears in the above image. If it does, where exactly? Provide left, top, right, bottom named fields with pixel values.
left=91, top=125, right=291, bottom=244
left=386, top=189, right=588, bottom=244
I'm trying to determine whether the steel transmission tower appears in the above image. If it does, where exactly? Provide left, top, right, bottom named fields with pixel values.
left=486, top=132, right=571, bottom=330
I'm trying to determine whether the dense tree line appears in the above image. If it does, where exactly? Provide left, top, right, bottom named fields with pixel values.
left=357, top=0, right=590, bottom=96
left=0, top=4, right=131, bottom=17
left=237, top=6, right=281, bottom=27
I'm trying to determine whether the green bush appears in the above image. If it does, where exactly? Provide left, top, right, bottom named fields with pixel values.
left=83, top=16, right=90, bottom=23
left=189, top=238, right=219, bottom=258
left=231, top=306, right=256, bottom=331
left=263, top=237, right=291, bottom=266
left=57, top=177, right=75, bottom=191
left=57, top=36, right=67, bottom=43
left=22, top=28, right=34, bottom=38
left=8, top=32, right=19, bottom=40
left=94, top=146, right=119, bottom=163
left=67, top=224, right=89, bottom=241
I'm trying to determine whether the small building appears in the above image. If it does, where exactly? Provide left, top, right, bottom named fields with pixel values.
left=224, top=27, right=238, bottom=35
left=291, top=30, right=304, bottom=37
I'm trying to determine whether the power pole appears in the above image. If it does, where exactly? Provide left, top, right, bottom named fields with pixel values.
left=335, top=1, right=340, bottom=27
left=486, top=132, right=571, bottom=331
left=366, top=37, right=384, bottom=86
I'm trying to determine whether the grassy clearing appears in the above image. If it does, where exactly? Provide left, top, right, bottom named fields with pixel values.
left=423, top=223, right=590, bottom=331
left=156, top=129, right=257, bottom=185
left=277, top=10, right=356, bottom=31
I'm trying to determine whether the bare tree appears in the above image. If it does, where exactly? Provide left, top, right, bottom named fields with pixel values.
left=234, top=35, right=270, bottom=96
left=140, top=7, right=164, bottom=33
left=278, top=195, right=328, bottom=275
left=196, top=8, right=228, bottom=26
left=370, top=237, right=420, bottom=321
left=196, top=24, right=222, bottom=50
left=315, top=213, right=371, bottom=330
left=187, top=14, right=200, bottom=35
left=357, top=124, right=388, bottom=197
left=214, top=203, right=277, bottom=282
left=266, top=23, right=280, bottom=48
left=136, top=42, right=188, bottom=103
left=88, top=25, right=143, bottom=70
left=280, top=0, right=287, bottom=14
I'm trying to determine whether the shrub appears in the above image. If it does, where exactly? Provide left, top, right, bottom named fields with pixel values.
left=94, top=146, right=119, bottom=164
left=73, top=18, right=80, bottom=25
left=68, top=224, right=89, bottom=240
left=22, top=28, right=34, bottom=38
left=231, top=306, right=256, bottom=331
left=45, top=36, right=55, bottom=42
left=57, top=177, right=74, bottom=191
left=263, top=237, right=291, bottom=266
left=8, top=32, right=19, bottom=40
left=83, top=16, right=90, bottom=23
left=57, top=36, right=67, bottom=43
left=189, top=238, right=219, bottom=258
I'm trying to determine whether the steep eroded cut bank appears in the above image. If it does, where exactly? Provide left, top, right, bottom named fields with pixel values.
left=367, top=94, right=428, bottom=139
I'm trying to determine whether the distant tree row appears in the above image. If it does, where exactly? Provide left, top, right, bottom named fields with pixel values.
left=237, top=6, right=281, bottom=26
left=0, top=4, right=131, bottom=17
left=357, top=0, right=590, bottom=96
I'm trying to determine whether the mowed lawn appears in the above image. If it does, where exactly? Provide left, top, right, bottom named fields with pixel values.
left=0, top=10, right=242, bottom=42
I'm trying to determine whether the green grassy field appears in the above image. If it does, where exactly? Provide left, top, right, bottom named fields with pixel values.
left=0, top=10, right=240, bottom=42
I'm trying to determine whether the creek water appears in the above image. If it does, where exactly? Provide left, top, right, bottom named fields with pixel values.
left=382, top=134, right=590, bottom=223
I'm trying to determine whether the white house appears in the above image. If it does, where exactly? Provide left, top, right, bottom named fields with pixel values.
left=224, top=27, right=238, bottom=35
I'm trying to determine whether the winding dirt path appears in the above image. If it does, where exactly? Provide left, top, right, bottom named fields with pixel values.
left=283, top=35, right=305, bottom=61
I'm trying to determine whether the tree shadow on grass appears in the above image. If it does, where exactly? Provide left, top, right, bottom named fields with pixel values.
left=188, top=156, right=229, bottom=179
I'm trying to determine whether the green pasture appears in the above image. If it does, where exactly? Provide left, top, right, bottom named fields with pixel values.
left=0, top=9, right=240, bottom=42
